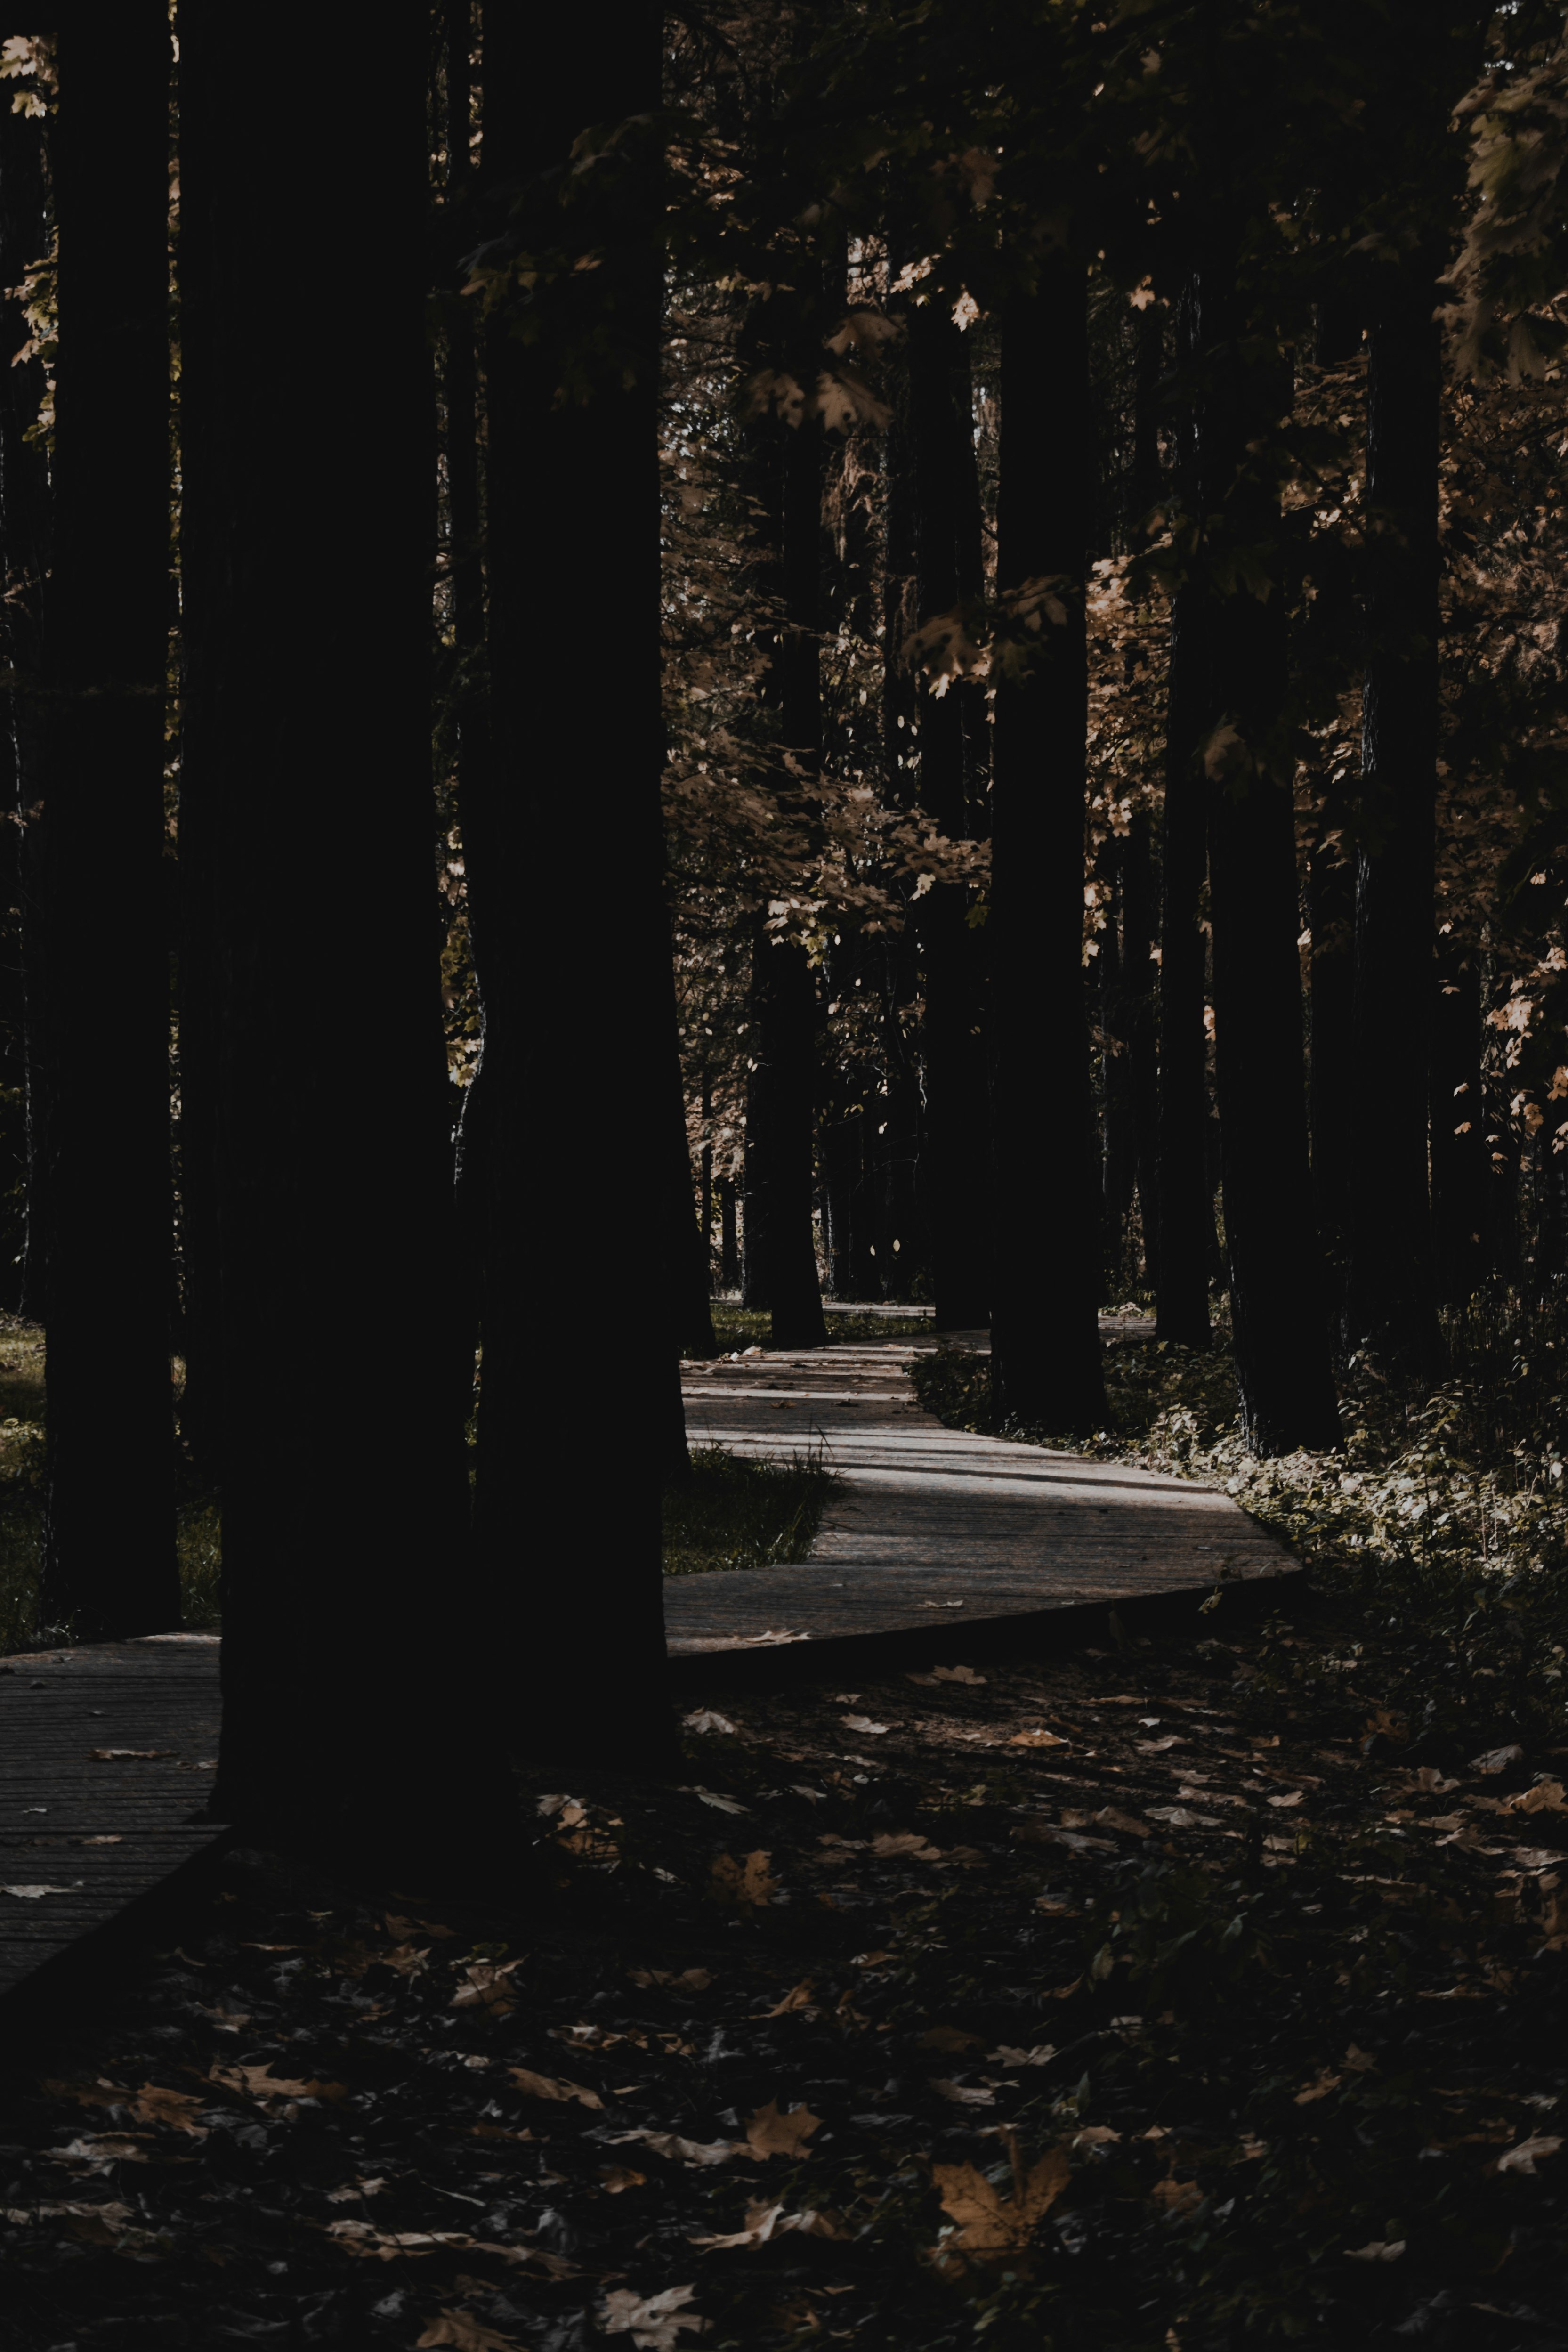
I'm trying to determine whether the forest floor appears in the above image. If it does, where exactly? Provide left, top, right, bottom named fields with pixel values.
left=1, top=1586, right=1565, bottom=2351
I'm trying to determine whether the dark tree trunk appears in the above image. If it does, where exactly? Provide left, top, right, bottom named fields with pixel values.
left=0, top=84, right=49, bottom=1321
left=718, top=1173, right=739, bottom=1290
left=1344, top=260, right=1442, bottom=1370
left=1099, top=850, right=1135, bottom=1287
left=908, top=305, right=989, bottom=1329
left=472, top=1, right=676, bottom=1762
left=1430, top=946, right=1486, bottom=1303
left=1155, top=283, right=1214, bottom=1350
left=989, top=257, right=1106, bottom=1431
left=744, top=388, right=828, bottom=1348
left=184, top=0, right=480, bottom=1840
left=1122, top=810, right=1160, bottom=1290
left=38, top=11, right=178, bottom=1640
left=666, top=1054, right=716, bottom=1361
left=1196, top=278, right=1341, bottom=1456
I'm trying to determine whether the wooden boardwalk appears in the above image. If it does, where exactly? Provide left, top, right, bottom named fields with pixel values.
left=0, top=1636, right=222, bottom=2007
left=0, top=1322, right=1287, bottom=2006
left=665, top=1331, right=1292, bottom=1654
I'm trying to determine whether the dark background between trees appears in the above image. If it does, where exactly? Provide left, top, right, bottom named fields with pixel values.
left=4, top=3, right=1568, bottom=1838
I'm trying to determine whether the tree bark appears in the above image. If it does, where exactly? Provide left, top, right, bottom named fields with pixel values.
left=473, top=0, right=677, bottom=1761
left=908, top=304, right=990, bottom=1330
left=1155, top=281, right=1214, bottom=1350
left=1196, top=276, right=1341, bottom=1455
left=183, top=0, right=479, bottom=1841
left=38, top=9, right=179, bottom=1639
left=1430, top=945, right=1486, bottom=1303
left=1344, top=259, right=1442, bottom=1371
left=0, top=78, right=50, bottom=1322
left=988, top=257, right=1106, bottom=1431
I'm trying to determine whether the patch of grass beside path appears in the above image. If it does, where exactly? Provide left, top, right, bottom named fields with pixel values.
left=663, top=1444, right=837, bottom=1576
left=701, top=1304, right=931, bottom=1353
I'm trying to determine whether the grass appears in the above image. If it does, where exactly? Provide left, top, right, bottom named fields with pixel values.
left=662, top=1442, right=838, bottom=1574
left=912, top=1288, right=1568, bottom=1756
left=703, top=1302, right=934, bottom=1353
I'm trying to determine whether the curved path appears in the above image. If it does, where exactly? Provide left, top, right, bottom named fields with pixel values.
left=663, top=1331, right=1295, bottom=1655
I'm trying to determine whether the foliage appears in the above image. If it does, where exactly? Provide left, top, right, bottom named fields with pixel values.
left=663, top=1444, right=837, bottom=1577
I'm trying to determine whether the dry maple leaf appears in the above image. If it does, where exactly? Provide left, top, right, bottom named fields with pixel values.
left=600, top=2164, right=647, bottom=2193
left=1092, top=1807, right=1151, bottom=1838
left=691, top=2198, right=845, bottom=2250
left=930, top=1665, right=986, bottom=1685
left=683, top=1711, right=738, bottom=1735
left=606, top=2128, right=745, bottom=2166
left=710, top=1850, right=776, bottom=1912
left=764, top=1980, right=816, bottom=2016
left=132, top=2084, right=207, bottom=2135
left=209, top=2062, right=345, bottom=2106
left=1471, top=1743, right=1524, bottom=1776
left=934, top=2079, right=994, bottom=2105
left=841, top=1714, right=893, bottom=1735
left=1008, top=1728, right=1068, bottom=1749
left=506, top=2067, right=602, bottom=2109
left=416, top=2314, right=521, bottom=2352
left=871, top=1831, right=940, bottom=1858
left=931, top=2144, right=1070, bottom=2265
left=1495, top=2133, right=1563, bottom=2174
left=1149, top=2175, right=1204, bottom=2217
left=745, top=2099, right=823, bottom=2159
left=600, top=2283, right=705, bottom=2349
left=451, top=1960, right=523, bottom=2015
left=88, top=1748, right=174, bottom=1761
left=55, top=2135, right=150, bottom=2168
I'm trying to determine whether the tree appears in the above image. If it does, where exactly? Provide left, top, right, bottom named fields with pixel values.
left=182, top=0, right=478, bottom=1841
left=470, top=0, right=679, bottom=1761
left=989, top=250, right=1107, bottom=1434
left=37, top=8, right=178, bottom=1639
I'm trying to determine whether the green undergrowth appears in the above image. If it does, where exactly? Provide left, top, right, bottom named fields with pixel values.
left=663, top=1441, right=838, bottom=1575
left=704, top=1302, right=935, bottom=1353
left=912, top=1290, right=1568, bottom=1759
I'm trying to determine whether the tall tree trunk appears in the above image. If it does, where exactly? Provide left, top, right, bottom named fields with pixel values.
left=473, top=0, right=676, bottom=1761
left=989, top=257, right=1106, bottom=1431
left=747, top=398, right=827, bottom=1348
left=908, top=305, right=990, bottom=1330
left=1122, top=810, right=1160, bottom=1291
left=1099, top=849, right=1135, bottom=1287
left=1197, top=277, right=1341, bottom=1455
left=666, top=1050, right=716, bottom=1361
left=1344, top=259, right=1442, bottom=1371
left=718, top=1173, right=739, bottom=1290
left=1430, top=945, right=1486, bottom=1303
left=39, top=10, right=178, bottom=1639
left=1155, top=281, right=1214, bottom=1350
left=0, top=79, right=50, bottom=1322
left=183, top=0, right=478, bottom=1841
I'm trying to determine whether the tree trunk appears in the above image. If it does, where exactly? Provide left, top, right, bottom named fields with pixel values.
left=718, top=1174, right=739, bottom=1290
left=1430, top=946, right=1486, bottom=1303
left=1155, top=282, right=1214, bottom=1350
left=0, top=83, right=49, bottom=1322
left=988, top=256, right=1106, bottom=1432
left=1344, top=260, right=1442, bottom=1368
left=472, top=0, right=676, bottom=1763
left=908, top=305, right=990, bottom=1330
left=1197, top=277, right=1341, bottom=1456
left=38, top=10, right=178, bottom=1640
left=1122, top=810, right=1160, bottom=1291
left=183, top=0, right=480, bottom=1841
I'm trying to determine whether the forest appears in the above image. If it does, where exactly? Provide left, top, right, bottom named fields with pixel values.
left=2, top=2, right=1568, bottom=2347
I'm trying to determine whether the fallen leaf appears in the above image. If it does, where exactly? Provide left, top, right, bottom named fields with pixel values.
left=1267, top=1792, right=1305, bottom=1810
left=452, top=1960, right=524, bottom=2015
left=628, top=1967, right=712, bottom=1991
left=1495, top=2133, right=1563, bottom=2175
left=600, top=2283, right=705, bottom=2349
left=987, top=2044, right=1057, bottom=2067
left=933, top=2079, right=994, bottom=2105
left=870, top=1832, right=941, bottom=1859
left=683, top=1712, right=738, bottom=1735
left=688, top=1786, right=749, bottom=1816
left=1072, top=2125, right=1121, bottom=2149
left=710, top=1851, right=776, bottom=1912
left=1471, top=1744, right=1525, bottom=1776
left=88, top=1749, right=174, bottom=1761
left=417, top=2312, right=522, bottom=2351
left=1294, top=2071, right=1342, bottom=2106
left=1008, top=1728, right=1069, bottom=1749
left=1510, top=1779, right=1567, bottom=1814
left=931, top=2144, right=1070, bottom=2264
left=132, top=2084, right=207, bottom=2135
left=1092, top=1807, right=1151, bottom=1838
left=606, top=2129, right=745, bottom=2167
left=930, top=1665, right=986, bottom=1685
left=690, top=2198, right=845, bottom=2251
left=1136, top=1736, right=1182, bottom=1753
left=918, top=2025, right=984, bottom=2053
left=80, top=1835, right=121, bottom=1846
left=1344, top=2239, right=1406, bottom=2263
left=54, top=2135, right=149, bottom=2168
left=209, top=2063, right=347, bottom=2107
left=1150, top=2176, right=1203, bottom=2217
left=506, top=2068, right=602, bottom=2110
left=765, top=1981, right=816, bottom=2016
left=600, top=2165, right=647, bottom=2193
left=745, top=2099, right=822, bottom=2158
left=1414, top=1767, right=1462, bottom=1795
left=1144, top=1807, right=1218, bottom=1830
left=0, top=1883, right=77, bottom=1898
left=841, top=1716, right=893, bottom=1735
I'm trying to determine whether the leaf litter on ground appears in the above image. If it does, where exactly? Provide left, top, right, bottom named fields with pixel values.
left=1, top=1602, right=1567, bottom=2348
